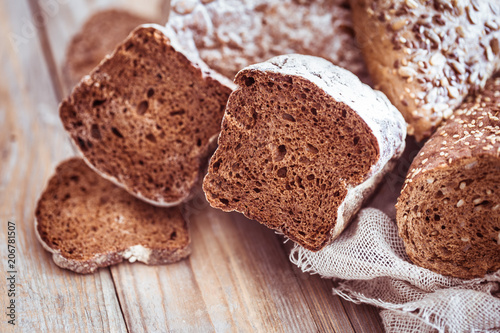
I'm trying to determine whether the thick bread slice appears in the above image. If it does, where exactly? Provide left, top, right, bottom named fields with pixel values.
left=396, top=76, right=500, bottom=279
left=60, top=24, right=233, bottom=206
left=35, top=158, right=190, bottom=274
left=203, top=54, right=406, bottom=251
left=63, top=9, right=151, bottom=88
left=351, top=0, right=500, bottom=141
left=167, top=0, right=369, bottom=82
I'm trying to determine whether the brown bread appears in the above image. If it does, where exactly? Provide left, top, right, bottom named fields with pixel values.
left=35, top=158, right=190, bottom=274
left=63, top=9, right=151, bottom=88
left=351, top=0, right=500, bottom=141
left=167, top=0, right=370, bottom=82
left=203, top=54, right=406, bottom=251
left=60, top=24, right=233, bottom=206
left=396, top=76, right=500, bottom=279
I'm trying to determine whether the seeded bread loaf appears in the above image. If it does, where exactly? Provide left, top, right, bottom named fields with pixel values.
left=351, top=0, right=500, bottom=141
left=60, top=24, right=233, bottom=206
left=396, top=76, right=500, bottom=279
left=63, top=9, right=151, bottom=88
left=203, top=54, right=406, bottom=251
left=167, top=0, right=369, bottom=82
left=35, top=158, right=190, bottom=274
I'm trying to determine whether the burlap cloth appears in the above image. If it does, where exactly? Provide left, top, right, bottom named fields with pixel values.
left=290, top=139, right=500, bottom=332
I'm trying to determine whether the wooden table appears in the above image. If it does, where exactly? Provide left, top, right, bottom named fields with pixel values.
left=0, top=1, right=385, bottom=331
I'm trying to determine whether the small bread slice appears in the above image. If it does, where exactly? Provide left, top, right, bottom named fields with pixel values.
left=63, top=9, right=151, bottom=88
left=203, top=54, right=406, bottom=251
left=35, top=158, right=190, bottom=274
left=60, top=24, right=233, bottom=206
left=396, top=76, right=500, bottom=279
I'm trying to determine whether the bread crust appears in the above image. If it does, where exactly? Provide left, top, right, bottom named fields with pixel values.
left=35, top=158, right=191, bottom=274
left=60, top=24, right=233, bottom=206
left=167, top=0, right=369, bottom=82
left=203, top=54, right=406, bottom=251
left=396, top=76, right=500, bottom=279
left=351, top=0, right=500, bottom=140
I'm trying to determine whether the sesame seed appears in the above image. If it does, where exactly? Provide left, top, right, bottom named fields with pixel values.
left=456, top=199, right=465, bottom=207
left=459, top=182, right=466, bottom=189
left=427, top=178, right=434, bottom=184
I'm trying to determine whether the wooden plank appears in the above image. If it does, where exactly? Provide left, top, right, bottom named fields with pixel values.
left=0, top=1, right=127, bottom=332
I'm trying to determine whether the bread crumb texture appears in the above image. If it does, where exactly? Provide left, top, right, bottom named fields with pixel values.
left=351, top=0, right=500, bottom=140
left=203, top=54, right=406, bottom=251
left=60, top=25, right=232, bottom=205
left=397, top=76, right=500, bottom=279
left=35, top=158, right=190, bottom=274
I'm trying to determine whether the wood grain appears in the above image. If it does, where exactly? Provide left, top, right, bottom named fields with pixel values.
left=0, top=0, right=386, bottom=331
left=0, top=1, right=127, bottom=332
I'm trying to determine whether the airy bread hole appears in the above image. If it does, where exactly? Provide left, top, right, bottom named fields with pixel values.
left=137, top=100, right=149, bottom=115
left=90, top=124, right=101, bottom=140
left=111, top=127, right=124, bottom=138
left=92, top=99, right=106, bottom=107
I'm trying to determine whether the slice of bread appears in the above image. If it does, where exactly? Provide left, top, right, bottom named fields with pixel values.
left=63, top=9, right=151, bottom=88
left=203, top=54, right=406, bottom=251
left=396, top=76, right=500, bottom=279
left=167, top=0, right=369, bottom=82
left=35, top=158, right=191, bottom=274
left=60, top=24, right=233, bottom=206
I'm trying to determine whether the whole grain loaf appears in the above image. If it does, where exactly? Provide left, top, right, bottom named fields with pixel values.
left=351, top=0, right=500, bottom=140
left=396, top=76, right=500, bottom=279
left=167, top=0, right=369, bottom=82
left=60, top=24, right=233, bottom=206
left=203, top=54, right=406, bottom=251
left=35, top=158, right=191, bottom=274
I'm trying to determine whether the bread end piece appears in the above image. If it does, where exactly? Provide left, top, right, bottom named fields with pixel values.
left=204, top=54, right=406, bottom=251
left=35, top=158, right=191, bottom=274
left=397, top=77, right=500, bottom=279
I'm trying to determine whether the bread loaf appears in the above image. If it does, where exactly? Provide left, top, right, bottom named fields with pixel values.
left=396, top=76, right=500, bottom=279
left=167, top=0, right=369, bottom=82
left=63, top=9, right=151, bottom=88
left=60, top=24, right=233, bottom=206
left=203, top=54, right=406, bottom=251
left=35, top=158, right=191, bottom=274
left=351, top=0, right=500, bottom=140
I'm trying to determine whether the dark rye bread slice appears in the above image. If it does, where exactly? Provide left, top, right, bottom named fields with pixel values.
left=203, top=55, right=406, bottom=251
left=60, top=24, right=233, bottom=206
left=35, top=158, right=190, bottom=274
left=396, top=76, right=500, bottom=279
left=63, top=9, right=151, bottom=88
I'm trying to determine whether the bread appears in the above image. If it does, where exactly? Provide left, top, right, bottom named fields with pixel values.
left=396, top=76, right=500, bottom=279
left=167, top=0, right=369, bottom=82
left=351, top=0, right=500, bottom=141
left=35, top=158, right=190, bottom=274
left=60, top=24, right=233, bottom=206
left=63, top=9, right=151, bottom=88
left=203, top=54, right=406, bottom=251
